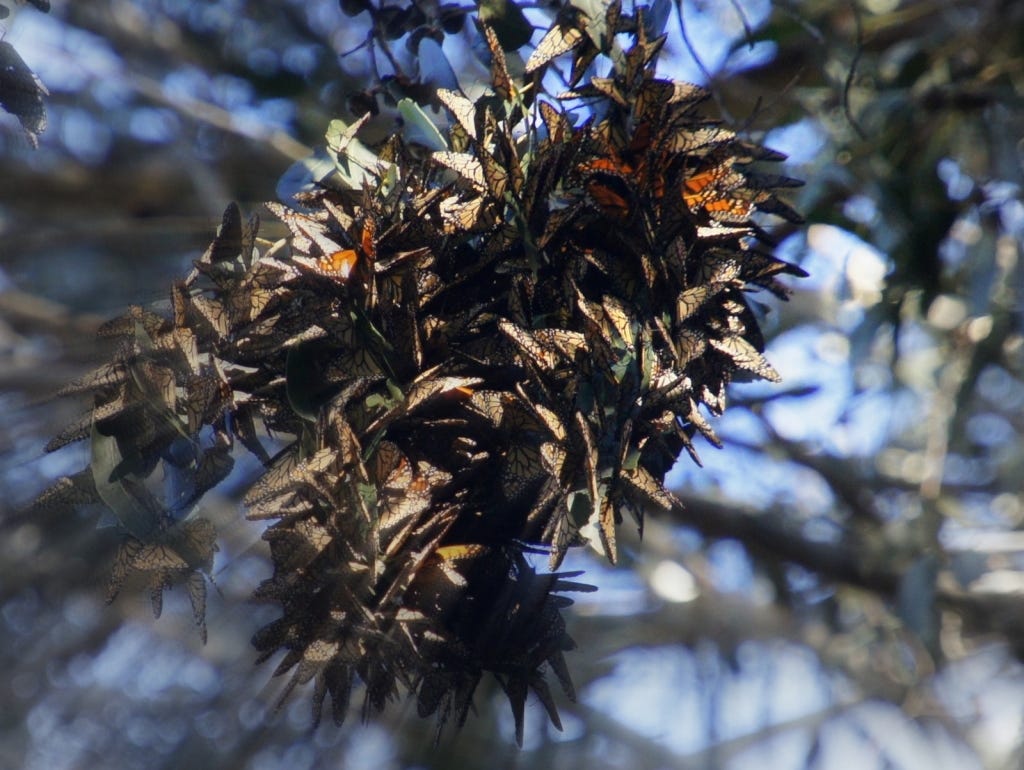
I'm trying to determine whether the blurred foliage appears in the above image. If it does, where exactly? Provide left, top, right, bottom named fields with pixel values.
left=2, top=1, right=1024, bottom=769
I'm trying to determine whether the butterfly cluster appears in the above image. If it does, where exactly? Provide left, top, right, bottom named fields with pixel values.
left=35, top=3, right=803, bottom=744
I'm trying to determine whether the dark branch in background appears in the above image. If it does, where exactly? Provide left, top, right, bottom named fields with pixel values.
left=759, top=421, right=885, bottom=525
left=842, top=0, right=867, bottom=139
left=670, top=489, right=1024, bottom=660
left=667, top=496, right=899, bottom=596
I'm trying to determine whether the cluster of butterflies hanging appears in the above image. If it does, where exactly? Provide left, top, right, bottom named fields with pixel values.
left=32, top=2, right=804, bottom=744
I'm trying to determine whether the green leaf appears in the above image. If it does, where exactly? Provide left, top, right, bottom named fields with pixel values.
left=364, top=392, right=394, bottom=411
left=386, top=379, right=405, bottom=403
left=285, top=345, right=321, bottom=422
left=566, top=490, right=593, bottom=528
left=639, top=332, right=655, bottom=392
left=610, top=348, right=635, bottom=385
left=90, top=425, right=163, bottom=542
left=326, top=117, right=381, bottom=189
left=285, top=341, right=353, bottom=422
left=621, top=447, right=642, bottom=472
left=357, top=482, right=379, bottom=510
left=276, top=149, right=341, bottom=202
left=398, top=98, right=448, bottom=151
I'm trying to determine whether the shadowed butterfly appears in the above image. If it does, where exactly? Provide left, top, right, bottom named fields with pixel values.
left=709, top=334, right=781, bottom=382
left=578, top=151, right=636, bottom=219
left=409, top=544, right=491, bottom=611
left=479, top=22, right=513, bottom=101
left=502, top=443, right=546, bottom=502
left=633, top=79, right=707, bottom=126
left=539, top=100, right=571, bottom=144
left=439, top=193, right=491, bottom=233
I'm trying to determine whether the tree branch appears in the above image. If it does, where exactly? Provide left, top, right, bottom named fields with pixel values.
left=665, top=495, right=900, bottom=596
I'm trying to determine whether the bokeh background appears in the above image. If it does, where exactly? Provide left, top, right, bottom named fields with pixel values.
left=2, top=1, right=1024, bottom=768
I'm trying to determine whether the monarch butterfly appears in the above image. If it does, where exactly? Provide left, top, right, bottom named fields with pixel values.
left=578, top=151, right=636, bottom=219
left=438, top=88, right=478, bottom=141
left=316, top=248, right=359, bottom=279
left=478, top=149, right=509, bottom=200
left=433, top=151, right=486, bottom=190
left=595, top=298, right=633, bottom=351
left=439, top=193, right=491, bottom=233
left=525, top=23, right=585, bottom=74
left=479, top=22, right=513, bottom=100
left=314, top=215, right=376, bottom=279
left=633, top=79, right=706, bottom=125
left=681, top=163, right=763, bottom=222
left=202, top=201, right=243, bottom=264
left=498, top=320, right=572, bottom=375
left=709, top=334, right=781, bottom=382
left=539, top=100, right=571, bottom=143
left=502, top=443, right=545, bottom=501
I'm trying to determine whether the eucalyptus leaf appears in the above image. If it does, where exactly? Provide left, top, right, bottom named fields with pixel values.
left=276, top=150, right=340, bottom=204
left=90, top=425, right=163, bottom=542
left=566, top=490, right=593, bottom=528
left=398, top=98, right=448, bottom=151
left=326, top=117, right=382, bottom=189
left=286, top=343, right=341, bottom=422
left=417, top=37, right=460, bottom=92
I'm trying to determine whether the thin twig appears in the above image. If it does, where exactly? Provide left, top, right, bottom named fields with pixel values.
left=843, top=0, right=867, bottom=139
